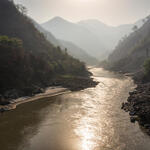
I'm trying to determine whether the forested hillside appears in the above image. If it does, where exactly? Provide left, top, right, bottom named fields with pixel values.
left=32, top=19, right=61, bottom=47
left=59, top=40, right=98, bottom=65
left=106, top=16, right=150, bottom=73
left=32, top=20, right=97, bottom=65
left=0, top=0, right=96, bottom=98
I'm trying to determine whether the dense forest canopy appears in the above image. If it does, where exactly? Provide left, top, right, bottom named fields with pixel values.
left=0, top=0, right=91, bottom=95
left=105, top=15, right=150, bottom=73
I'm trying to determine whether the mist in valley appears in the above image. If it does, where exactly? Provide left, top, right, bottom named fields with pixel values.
left=1, top=0, right=150, bottom=150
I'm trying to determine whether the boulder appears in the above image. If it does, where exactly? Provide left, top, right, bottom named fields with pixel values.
left=0, top=108, right=5, bottom=113
left=130, top=117, right=137, bottom=123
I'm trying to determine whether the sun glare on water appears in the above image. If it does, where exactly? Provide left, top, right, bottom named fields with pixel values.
left=75, top=115, right=100, bottom=150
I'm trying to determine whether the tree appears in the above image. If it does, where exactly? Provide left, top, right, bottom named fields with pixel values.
left=65, top=48, right=68, bottom=55
left=146, top=15, right=150, bottom=21
left=142, top=19, right=146, bottom=24
left=144, top=59, right=150, bottom=75
left=16, top=4, right=27, bottom=15
left=132, top=25, right=138, bottom=32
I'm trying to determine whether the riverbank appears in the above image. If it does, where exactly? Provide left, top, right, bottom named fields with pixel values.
left=0, top=75, right=98, bottom=112
left=122, top=71, right=150, bottom=135
left=101, top=65, right=150, bottom=135
left=0, top=87, right=70, bottom=112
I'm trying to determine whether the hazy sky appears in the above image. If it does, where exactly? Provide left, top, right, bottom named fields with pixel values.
left=14, top=0, right=150, bottom=26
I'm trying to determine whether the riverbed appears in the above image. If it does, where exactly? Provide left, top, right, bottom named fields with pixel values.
left=0, top=68, right=150, bottom=150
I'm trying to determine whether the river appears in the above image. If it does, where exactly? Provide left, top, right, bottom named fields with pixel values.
left=0, top=68, right=150, bottom=150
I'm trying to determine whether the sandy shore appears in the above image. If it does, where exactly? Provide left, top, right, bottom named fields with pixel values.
left=0, top=87, right=70, bottom=111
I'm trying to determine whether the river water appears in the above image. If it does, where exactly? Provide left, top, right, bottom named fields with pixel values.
left=0, top=68, right=150, bottom=150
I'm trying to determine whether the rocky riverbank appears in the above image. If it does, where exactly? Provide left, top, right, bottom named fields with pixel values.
left=122, top=80, right=150, bottom=135
left=0, top=75, right=98, bottom=112
left=0, top=87, right=70, bottom=112
left=102, top=66, right=150, bottom=135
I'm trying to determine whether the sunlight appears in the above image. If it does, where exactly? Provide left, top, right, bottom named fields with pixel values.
left=72, top=0, right=96, bottom=2
left=79, top=127, right=95, bottom=150
left=75, top=117, right=99, bottom=150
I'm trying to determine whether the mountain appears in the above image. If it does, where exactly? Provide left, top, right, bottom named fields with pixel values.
left=78, top=19, right=143, bottom=50
left=41, top=17, right=106, bottom=60
left=32, top=20, right=97, bottom=65
left=59, top=40, right=98, bottom=65
left=42, top=17, right=143, bottom=60
left=32, top=19, right=61, bottom=47
left=0, top=0, right=94, bottom=95
left=105, top=16, right=150, bottom=73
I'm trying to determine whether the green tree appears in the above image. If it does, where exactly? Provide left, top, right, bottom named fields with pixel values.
left=144, top=59, right=150, bottom=75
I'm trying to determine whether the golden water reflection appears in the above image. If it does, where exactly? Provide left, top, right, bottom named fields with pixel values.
left=2, top=68, right=150, bottom=150
left=77, top=123, right=98, bottom=150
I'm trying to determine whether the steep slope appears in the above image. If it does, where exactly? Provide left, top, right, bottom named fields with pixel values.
left=106, top=16, right=150, bottom=73
left=0, top=0, right=95, bottom=96
left=42, top=17, right=106, bottom=60
left=32, top=20, right=98, bottom=65
left=32, top=19, right=61, bottom=47
left=59, top=40, right=98, bottom=65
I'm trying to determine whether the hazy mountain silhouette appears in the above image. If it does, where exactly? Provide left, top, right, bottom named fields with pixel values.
left=32, top=19, right=61, bottom=47
left=32, top=20, right=97, bottom=64
left=42, top=17, right=143, bottom=60
left=42, top=17, right=106, bottom=60
left=59, top=40, right=98, bottom=65
left=78, top=19, right=143, bottom=50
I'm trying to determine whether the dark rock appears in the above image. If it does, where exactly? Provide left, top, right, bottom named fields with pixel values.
left=33, top=87, right=45, bottom=94
left=4, top=89, right=22, bottom=99
left=144, top=124, right=150, bottom=129
left=121, top=103, right=125, bottom=109
left=130, top=117, right=136, bottom=123
left=123, top=81, right=150, bottom=135
left=0, top=108, right=5, bottom=113
left=129, top=111, right=136, bottom=116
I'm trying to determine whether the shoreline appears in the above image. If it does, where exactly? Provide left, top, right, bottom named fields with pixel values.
left=0, top=87, right=70, bottom=112
left=0, top=69, right=98, bottom=113
left=122, top=76, right=150, bottom=135
left=102, top=67, right=150, bottom=135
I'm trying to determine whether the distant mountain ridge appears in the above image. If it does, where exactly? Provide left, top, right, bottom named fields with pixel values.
left=42, top=17, right=144, bottom=60
left=42, top=17, right=107, bottom=60
left=32, top=19, right=97, bottom=65
left=32, top=19, right=60, bottom=47
left=59, top=40, right=98, bottom=65
left=78, top=19, right=143, bottom=49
